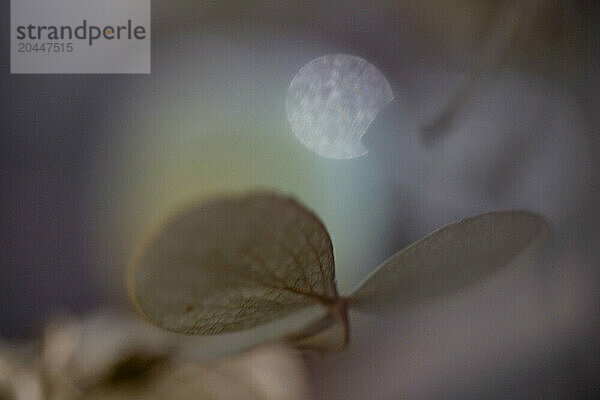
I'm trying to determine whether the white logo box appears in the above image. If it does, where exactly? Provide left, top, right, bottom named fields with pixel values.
left=11, top=0, right=150, bottom=74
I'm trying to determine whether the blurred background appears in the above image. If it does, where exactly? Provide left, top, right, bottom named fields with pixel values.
left=1, top=0, right=598, bottom=398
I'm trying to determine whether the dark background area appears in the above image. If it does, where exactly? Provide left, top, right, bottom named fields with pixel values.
left=1, top=1, right=599, bottom=398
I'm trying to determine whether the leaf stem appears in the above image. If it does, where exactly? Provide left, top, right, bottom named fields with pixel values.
left=331, top=297, right=350, bottom=350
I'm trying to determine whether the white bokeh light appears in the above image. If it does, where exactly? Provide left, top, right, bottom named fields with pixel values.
left=286, top=54, right=394, bottom=159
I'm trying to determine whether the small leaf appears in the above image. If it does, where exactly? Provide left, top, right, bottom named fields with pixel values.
left=128, top=192, right=347, bottom=354
left=349, top=211, right=549, bottom=312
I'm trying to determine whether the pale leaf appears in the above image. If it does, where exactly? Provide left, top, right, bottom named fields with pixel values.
left=128, top=192, right=344, bottom=351
left=290, top=315, right=348, bottom=354
left=349, top=211, right=549, bottom=312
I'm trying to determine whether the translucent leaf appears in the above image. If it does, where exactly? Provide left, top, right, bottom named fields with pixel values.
left=349, top=211, right=549, bottom=312
left=128, top=192, right=345, bottom=351
left=290, top=313, right=348, bottom=354
left=129, top=193, right=549, bottom=357
left=171, top=305, right=334, bottom=359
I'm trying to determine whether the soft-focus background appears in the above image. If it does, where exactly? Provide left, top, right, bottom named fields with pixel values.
left=1, top=0, right=599, bottom=398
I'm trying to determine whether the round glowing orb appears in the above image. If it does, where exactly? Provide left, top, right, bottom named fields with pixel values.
left=286, top=54, right=394, bottom=159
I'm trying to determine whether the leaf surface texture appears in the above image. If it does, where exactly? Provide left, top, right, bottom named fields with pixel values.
left=129, top=193, right=337, bottom=336
left=350, top=211, right=549, bottom=312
